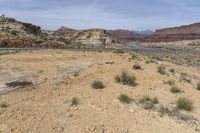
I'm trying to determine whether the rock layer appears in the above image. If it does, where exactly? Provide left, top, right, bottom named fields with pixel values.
left=141, top=23, right=200, bottom=42
left=0, top=16, right=120, bottom=49
left=108, top=30, right=147, bottom=42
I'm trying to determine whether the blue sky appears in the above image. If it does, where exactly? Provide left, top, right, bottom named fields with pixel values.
left=0, top=0, right=200, bottom=30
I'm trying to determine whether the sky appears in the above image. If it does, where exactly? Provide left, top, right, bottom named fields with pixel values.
left=0, top=0, right=200, bottom=31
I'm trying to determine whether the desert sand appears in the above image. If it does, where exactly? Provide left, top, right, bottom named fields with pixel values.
left=0, top=50, right=200, bottom=133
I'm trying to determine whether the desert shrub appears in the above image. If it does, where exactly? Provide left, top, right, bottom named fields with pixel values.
left=197, top=82, right=200, bottom=90
left=157, top=65, right=166, bottom=75
left=145, top=60, right=150, bottom=64
left=139, top=95, right=159, bottom=104
left=166, top=80, right=175, bottom=86
left=115, top=72, right=137, bottom=86
left=170, top=86, right=181, bottom=93
left=115, top=75, right=121, bottom=83
left=92, top=80, right=105, bottom=89
left=0, top=100, right=8, bottom=108
left=118, top=94, right=132, bottom=104
left=169, top=68, right=175, bottom=73
left=177, top=97, right=193, bottom=111
left=152, top=97, right=159, bottom=104
left=180, top=73, right=191, bottom=83
left=73, top=71, right=80, bottom=77
left=70, top=97, right=79, bottom=106
left=139, top=95, right=159, bottom=109
left=131, top=54, right=138, bottom=60
left=133, top=64, right=142, bottom=70
left=10, top=30, right=19, bottom=36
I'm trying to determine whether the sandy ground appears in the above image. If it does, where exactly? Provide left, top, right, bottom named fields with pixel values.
left=0, top=50, right=200, bottom=133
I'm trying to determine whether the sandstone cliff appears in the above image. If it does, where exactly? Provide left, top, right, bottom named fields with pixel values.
left=141, top=23, right=200, bottom=42
left=108, top=29, right=146, bottom=42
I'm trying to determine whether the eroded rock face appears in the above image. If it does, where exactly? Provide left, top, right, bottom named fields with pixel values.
left=53, top=28, right=120, bottom=49
left=0, top=16, right=120, bottom=49
left=71, top=29, right=117, bottom=49
left=0, top=16, right=41, bottom=36
left=141, top=23, right=200, bottom=42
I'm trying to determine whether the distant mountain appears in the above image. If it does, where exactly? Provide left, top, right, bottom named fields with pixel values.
left=133, top=30, right=153, bottom=35
left=56, top=26, right=77, bottom=33
left=141, top=23, right=200, bottom=42
left=108, top=29, right=148, bottom=42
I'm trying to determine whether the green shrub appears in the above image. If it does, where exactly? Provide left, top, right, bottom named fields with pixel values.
left=197, top=82, right=200, bottom=90
left=0, top=100, right=8, bottom=108
left=70, top=97, right=79, bottom=106
left=92, top=80, right=105, bottom=89
left=152, top=97, right=159, bottom=104
left=139, top=95, right=159, bottom=109
left=157, top=65, right=166, bottom=75
left=115, top=72, right=137, bottom=86
left=170, top=86, right=181, bottom=93
left=10, top=30, right=18, bottom=36
left=118, top=94, right=132, bottom=104
left=177, top=97, right=193, bottom=111
left=139, top=95, right=159, bottom=104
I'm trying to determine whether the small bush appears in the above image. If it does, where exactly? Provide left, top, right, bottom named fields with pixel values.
left=169, top=68, right=175, bottom=73
left=133, top=64, right=142, bottom=70
left=197, top=82, right=200, bottom=90
left=70, top=97, right=79, bottom=106
left=115, top=72, right=137, bottom=86
left=166, top=80, right=175, bottom=86
left=180, top=73, right=191, bottom=83
left=157, top=65, right=166, bottom=75
left=92, top=80, right=105, bottom=89
left=10, top=30, right=18, bottom=36
left=139, top=95, right=159, bottom=109
left=145, top=60, right=150, bottom=64
left=139, top=95, right=159, bottom=104
left=152, top=97, right=159, bottom=104
left=177, top=97, right=193, bottom=111
left=73, top=71, right=80, bottom=77
left=0, top=100, right=8, bottom=108
left=170, top=86, right=181, bottom=93
left=118, top=94, right=132, bottom=104
left=131, top=54, right=138, bottom=60
left=115, top=75, right=121, bottom=83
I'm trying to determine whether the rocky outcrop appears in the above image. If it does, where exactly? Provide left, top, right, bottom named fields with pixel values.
left=0, top=16, right=41, bottom=36
left=0, top=16, right=120, bottom=49
left=141, top=23, right=200, bottom=42
left=71, top=29, right=118, bottom=49
left=21, top=22, right=41, bottom=35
